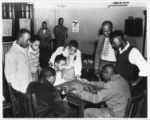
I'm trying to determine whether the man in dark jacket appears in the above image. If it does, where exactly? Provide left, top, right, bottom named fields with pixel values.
left=26, top=67, right=69, bottom=117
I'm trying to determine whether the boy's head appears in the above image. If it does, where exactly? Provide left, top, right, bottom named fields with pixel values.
left=110, top=30, right=125, bottom=50
left=101, top=64, right=116, bottom=82
left=40, top=67, right=56, bottom=85
left=102, top=21, right=113, bottom=37
left=30, top=36, right=40, bottom=51
left=54, top=54, right=66, bottom=71
left=68, top=40, right=78, bottom=55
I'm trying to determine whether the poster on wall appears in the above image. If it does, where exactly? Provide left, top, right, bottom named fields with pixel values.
left=3, top=19, right=12, bottom=36
left=19, top=18, right=31, bottom=30
left=72, top=20, right=79, bottom=32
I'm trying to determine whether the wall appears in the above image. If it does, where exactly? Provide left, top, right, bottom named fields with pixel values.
left=34, top=6, right=146, bottom=55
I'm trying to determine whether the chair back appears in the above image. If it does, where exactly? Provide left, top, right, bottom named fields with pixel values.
left=124, top=90, right=146, bottom=117
left=8, top=83, right=37, bottom=117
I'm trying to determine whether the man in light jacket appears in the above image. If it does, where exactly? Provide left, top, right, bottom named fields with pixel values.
left=5, top=29, right=32, bottom=93
left=73, top=64, right=131, bottom=118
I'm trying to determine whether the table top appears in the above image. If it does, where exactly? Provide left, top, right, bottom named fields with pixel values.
left=55, top=79, right=100, bottom=94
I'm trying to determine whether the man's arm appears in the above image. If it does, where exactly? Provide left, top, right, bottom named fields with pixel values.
left=129, top=48, right=147, bottom=77
left=4, top=53, right=16, bottom=85
left=75, top=83, right=111, bottom=104
left=74, top=50, right=82, bottom=77
left=48, top=47, right=63, bottom=65
left=94, top=35, right=105, bottom=76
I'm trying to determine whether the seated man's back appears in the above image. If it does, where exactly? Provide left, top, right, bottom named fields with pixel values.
left=26, top=67, right=69, bottom=117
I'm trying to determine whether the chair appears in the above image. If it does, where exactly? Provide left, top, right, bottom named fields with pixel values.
left=66, top=93, right=84, bottom=117
left=124, top=90, right=146, bottom=118
left=8, top=83, right=38, bottom=117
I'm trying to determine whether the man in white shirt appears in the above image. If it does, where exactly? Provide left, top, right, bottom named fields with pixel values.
left=109, top=30, right=147, bottom=87
left=53, top=54, right=67, bottom=86
left=5, top=29, right=32, bottom=93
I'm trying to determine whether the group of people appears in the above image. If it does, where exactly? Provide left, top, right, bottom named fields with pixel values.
left=37, top=18, right=68, bottom=68
left=4, top=18, right=147, bottom=118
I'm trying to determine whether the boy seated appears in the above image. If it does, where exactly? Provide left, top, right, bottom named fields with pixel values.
left=26, top=67, right=69, bottom=117
left=53, top=54, right=67, bottom=86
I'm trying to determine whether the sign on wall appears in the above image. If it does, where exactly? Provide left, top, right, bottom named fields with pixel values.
left=3, top=19, right=12, bottom=36
left=19, top=18, right=31, bottom=30
left=72, top=20, right=79, bottom=32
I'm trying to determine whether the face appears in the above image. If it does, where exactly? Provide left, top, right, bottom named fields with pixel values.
left=30, top=40, right=40, bottom=51
left=102, top=24, right=112, bottom=37
left=102, top=67, right=113, bottom=81
left=42, top=23, right=47, bottom=30
left=47, top=76, right=56, bottom=85
left=69, top=46, right=77, bottom=55
left=111, top=37, right=121, bottom=50
left=55, top=60, right=66, bottom=71
left=59, top=19, right=64, bottom=26
left=20, top=33, right=30, bottom=48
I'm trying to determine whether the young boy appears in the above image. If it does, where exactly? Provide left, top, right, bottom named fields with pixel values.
left=95, top=21, right=116, bottom=79
left=26, top=67, right=69, bottom=117
left=28, top=37, right=41, bottom=81
left=49, top=40, right=82, bottom=81
left=53, top=54, right=67, bottom=86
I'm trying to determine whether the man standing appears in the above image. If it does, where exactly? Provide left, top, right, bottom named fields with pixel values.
left=109, top=30, right=147, bottom=86
left=54, top=18, right=68, bottom=47
left=5, top=29, right=32, bottom=93
left=73, top=64, right=131, bottom=118
left=37, top=21, right=51, bottom=68
left=95, top=21, right=116, bottom=79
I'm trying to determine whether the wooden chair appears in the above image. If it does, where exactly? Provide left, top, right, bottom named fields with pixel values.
left=8, top=83, right=38, bottom=117
left=124, top=90, right=146, bottom=118
left=66, top=93, right=84, bottom=117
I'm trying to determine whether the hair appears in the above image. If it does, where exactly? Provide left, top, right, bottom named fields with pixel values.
left=101, top=64, right=117, bottom=74
left=39, top=67, right=56, bottom=81
left=30, top=36, right=40, bottom=43
left=58, top=17, right=64, bottom=22
left=54, top=54, right=66, bottom=63
left=17, top=29, right=30, bottom=39
left=69, top=40, right=78, bottom=48
left=110, top=30, right=125, bottom=43
left=102, top=21, right=113, bottom=29
left=42, top=21, right=47, bottom=25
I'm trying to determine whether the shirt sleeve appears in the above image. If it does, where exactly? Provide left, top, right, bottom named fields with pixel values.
left=74, top=50, right=82, bottom=76
left=128, top=48, right=148, bottom=77
left=79, top=83, right=112, bottom=104
left=49, top=47, right=63, bottom=65
left=4, top=53, right=17, bottom=85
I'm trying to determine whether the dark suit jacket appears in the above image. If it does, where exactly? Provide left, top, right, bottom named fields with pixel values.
left=26, top=79, right=69, bottom=117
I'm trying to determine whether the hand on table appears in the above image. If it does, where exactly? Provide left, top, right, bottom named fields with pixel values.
left=88, top=81, right=105, bottom=88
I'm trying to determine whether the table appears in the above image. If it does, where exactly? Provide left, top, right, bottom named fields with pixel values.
left=55, top=79, right=101, bottom=117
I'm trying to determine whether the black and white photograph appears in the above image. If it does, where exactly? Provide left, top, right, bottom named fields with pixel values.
left=2, top=1, right=148, bottom=118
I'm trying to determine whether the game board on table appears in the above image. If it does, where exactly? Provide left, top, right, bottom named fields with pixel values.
left=55, top=78, right=100, bottom=94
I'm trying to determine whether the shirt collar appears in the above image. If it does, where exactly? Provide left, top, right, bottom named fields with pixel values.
left=119, top=41, right=130, bottom=54
left=13, top=40, right=25, bottom=53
